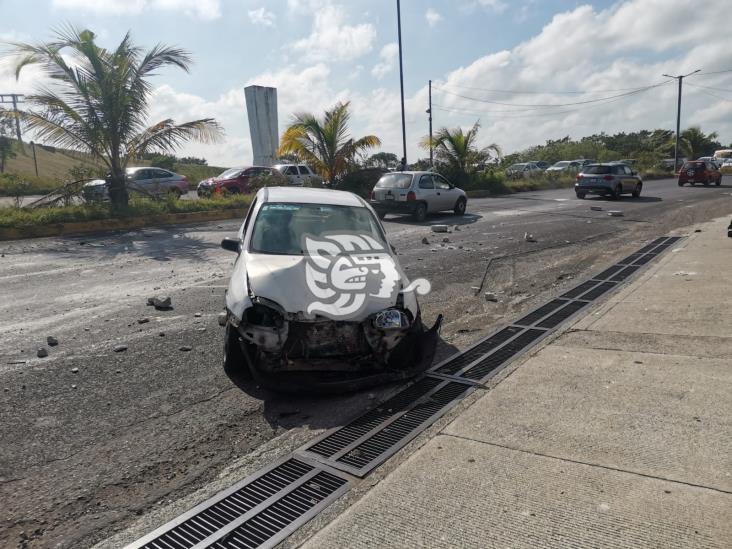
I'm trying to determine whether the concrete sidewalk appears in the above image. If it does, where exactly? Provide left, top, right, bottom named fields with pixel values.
left=303, top=216, right=732, bottom=548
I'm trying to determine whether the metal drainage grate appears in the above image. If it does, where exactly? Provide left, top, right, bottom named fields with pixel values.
left=536, top=301, right=588, bottom=329
left=637, top=237, right=668, bottom=253
left=433, top=326, right=523, bottom=375
left=125, top=457, right=350, bottom=549
left=560, top=280, right=601, bottom=299
left=610, top=265, right=640, bottom=282
left=578, top=281, right=616, bottom=301
left=307, top=377, right=442, bottom=458
left=594, top=264, right=624, bottom=280
left=461, top=328, right=546, bottom=381
left=514, top=299, right=568, bottom=326
left=618, top=253, right=644, bottom=265
left=299, top=378, right=473, bottom=477
left=631, top=254, right=655, bottom=266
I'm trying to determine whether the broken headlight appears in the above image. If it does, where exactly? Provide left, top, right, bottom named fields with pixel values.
left=373, top=309, right=410, bottom=330
left=245, top=299, right=285, bottom=328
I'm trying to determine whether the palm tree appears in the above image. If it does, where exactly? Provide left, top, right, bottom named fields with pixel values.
left=666, top=127, right=720, bottom=160
left=1, top=26, right=223, bottom=207
left=278, top=101, right=380, bottom=185
left=421, top=121, right=501, bottom=183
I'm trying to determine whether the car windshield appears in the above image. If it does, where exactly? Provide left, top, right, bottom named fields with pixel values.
left=250, top=202, right=385, bottom=255
left=217, top=168, right=243, bottom=179
left=583, top=165, right=612, bottom=174
left=375, top=173, right=413, bottom=189
left=552, top=161, right=570, bottom=168
left=683, top=162, right=704, bottom=169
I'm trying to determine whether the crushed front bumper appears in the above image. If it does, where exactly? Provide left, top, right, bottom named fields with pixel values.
left=237, top=314, right=443, bottom=394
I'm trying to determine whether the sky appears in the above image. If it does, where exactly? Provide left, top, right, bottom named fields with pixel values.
left=1, top=0, right=731, bottom=168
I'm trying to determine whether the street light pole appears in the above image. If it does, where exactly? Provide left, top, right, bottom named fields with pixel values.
left=662, top=69, right=700, bottom=171
left=427, top=79, right=433, bottom=168
left=396, top=0, right=407, bottom=166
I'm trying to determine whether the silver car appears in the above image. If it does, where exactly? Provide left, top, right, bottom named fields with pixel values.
left=272, top=164, right=323, bottom=186
left=575, top=163, right=643, bottom=200
left=369, top=171, right=467, bottom=222
left=546, top=160, right=583, bottom=173
left=83, top=167, right=189, bottom=201
left=219, top=186, right=440, bottom=391
left=506, top=162, right=542, bottom=178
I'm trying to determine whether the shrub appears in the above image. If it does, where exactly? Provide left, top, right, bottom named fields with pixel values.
left=335, top=167, right=387, bottom=198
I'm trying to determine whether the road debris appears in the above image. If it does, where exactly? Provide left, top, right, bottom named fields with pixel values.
left=442, top=237, right=450, bottom=243
left=147, top=295, right=172, bottom=310
left=113, top=344, right=128, bottom=353
left=179, top=346, right=192, bottom=352
left=137, top=318, right=150, bottom=324
left=524, top=232, right=537, bottom=243
left=36, top=348, right=48, bottom=358
left=46, top=336, right=58, bottom=346
left=590, top=206, right=603, bottom=211
left=71, top=367, right=79, bottom=373
left=421, top=237, right=429, bottom=245
left=484, top=292, right=498, bottom=302
left=194, top=312, right=202, bottom=318
left=431, top=224, right=449, bottom=233
left=608, top=210, right=624, bottom=217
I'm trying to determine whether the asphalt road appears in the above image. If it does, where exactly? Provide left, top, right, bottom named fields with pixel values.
left=1, top=177, right=731, bottom=548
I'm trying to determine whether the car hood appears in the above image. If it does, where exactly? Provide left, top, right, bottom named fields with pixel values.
left=84, top=179, right=107, bottom=188
left=546, top=166, right=565, bottom=171
left=239, top=251, right=406, bottom=321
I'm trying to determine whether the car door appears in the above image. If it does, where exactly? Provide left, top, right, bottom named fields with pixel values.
left=129, top=169, right=153, bottom=194
left=417, top=174, right=439, bottom=211
left=620, top=165, right=635, bottom=192
left=284, top=165, right=300, bottom=185
left=298, top=165, right=313, bottom=185
left=153, top=169, right=175, bottom=192
left=432, top=173, right=458, bottom=210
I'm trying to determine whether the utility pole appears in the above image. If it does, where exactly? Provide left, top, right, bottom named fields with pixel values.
left=31, top=141, right=39, bottom=176
left=0, top=94, right=25, bottom=143
left=427, top=79, right=433, bottom=168
left=662, top=70, right=699, bottom=170
left=396, top=0, right=407, bottom=166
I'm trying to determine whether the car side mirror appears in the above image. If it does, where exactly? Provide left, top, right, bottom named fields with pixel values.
left=221, top=237, right=241, bottom=253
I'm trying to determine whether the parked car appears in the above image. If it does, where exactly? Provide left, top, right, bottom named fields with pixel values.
left=218, top=186, right=441, bottom=391
left=677, top=160, right=722, bottom=186
left=720, top=158, right=732, bottom=174
left=528, top=160, right=550, bottom=170
left=575, top=163, right=643, bottom=199
left=574, top=159, right=597, bottom=167
left=369, top=171, right=467, bottom=222
left=696, top=156, right=721, bottom=169
left=272, top=164, right=323, bottom=186
left=83, top=167, right=188, bottom=201
left=546, top=160, right=583, bottom=173
left=506, top=162, right=543, bottom=178
left=197, top=166, right=286, bottom=196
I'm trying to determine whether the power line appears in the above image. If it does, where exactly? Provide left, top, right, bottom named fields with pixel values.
left=693, top=68, right=732, bottom=77
left=685, top=82, right=732, bottom=94
left=686, top=86, right=732, bottom=103
left=433, top=81, right=672, bottom=95
left=431, top=80, right=672, bottom=108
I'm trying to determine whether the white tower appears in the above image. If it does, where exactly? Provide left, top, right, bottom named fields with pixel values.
left=244, top=85, right=279, bottom=166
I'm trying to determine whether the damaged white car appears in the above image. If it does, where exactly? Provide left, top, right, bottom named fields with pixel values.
left=219, top=187, right=441, bottom=392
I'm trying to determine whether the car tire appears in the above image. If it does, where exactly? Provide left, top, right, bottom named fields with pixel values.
left=228, top=187, right=241, bottom=194
left=632, top=183, right=641, bottom=198
left=576, top=192, right=586, bottom=199
left=223, top=322, right=250, bottom=379
left=611, top=185, right=621, bottom=200
left=453, top=197, right=467, bottom=216
left=413, top=202, right=427, bottom=222
left=716, top=176, right=722, bottom=186
left=703, top=177, right=710, bottom=186
left=678, top=180, right=684, bottom=187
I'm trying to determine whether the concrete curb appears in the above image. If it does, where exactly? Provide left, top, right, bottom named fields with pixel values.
left=0, top=208, right=248, bottom=241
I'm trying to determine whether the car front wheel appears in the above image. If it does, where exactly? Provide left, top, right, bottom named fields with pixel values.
left=223, top=322, right=250, bottom=379
left=716, top=176, right=722, bottom=186
left=632, top=183, right=642, bottom=198
left=453, top=197, right=467, bottom=215
left=576, top=192, right=586, bottom=199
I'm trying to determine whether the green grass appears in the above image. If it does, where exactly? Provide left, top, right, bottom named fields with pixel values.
left=0, top=194, right=251, bottom=229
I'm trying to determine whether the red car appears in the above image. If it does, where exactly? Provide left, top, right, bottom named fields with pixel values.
left=197, top=166, right=286, bottom=196
left=678, top=160, right=722, bottom=186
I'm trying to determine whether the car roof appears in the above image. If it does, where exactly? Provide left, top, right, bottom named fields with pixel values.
left=258, top=186, right=366, bottom=207
left=127, top=166, right=171, bottom=172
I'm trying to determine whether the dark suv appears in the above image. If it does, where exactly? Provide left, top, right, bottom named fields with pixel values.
left=575, top=163, right=643, bottom=199
left=677, top=161, right=722, bottom=186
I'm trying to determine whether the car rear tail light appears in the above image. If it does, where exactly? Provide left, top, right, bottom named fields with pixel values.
left=576, top=174, right=582, bottom=181
left=370, top=190, right=375, bottom=200
left=407, top=191, right=416, bottom=201
left=603, top=175, right=614, bottom=181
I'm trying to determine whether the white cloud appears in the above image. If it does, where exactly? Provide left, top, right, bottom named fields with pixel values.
left=289, top=3, right=376, bottom=63
left=471, top=0, right=508, bottom=14
left=425, top=8, right=443, bottom=27
left=51, top=0, right=221, bottom=20
left=371, top=43, right=399, bottom=80
left=248, top=7, right=276, bottom=27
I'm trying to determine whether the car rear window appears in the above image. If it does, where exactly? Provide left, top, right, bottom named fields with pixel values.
left=682, top=162, right=704, bottom=169
left=582, top=165, right=612, bottom=174
left=250, top=203, right=385, bottom=255
left=375, top=173, right=413, bottom=189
